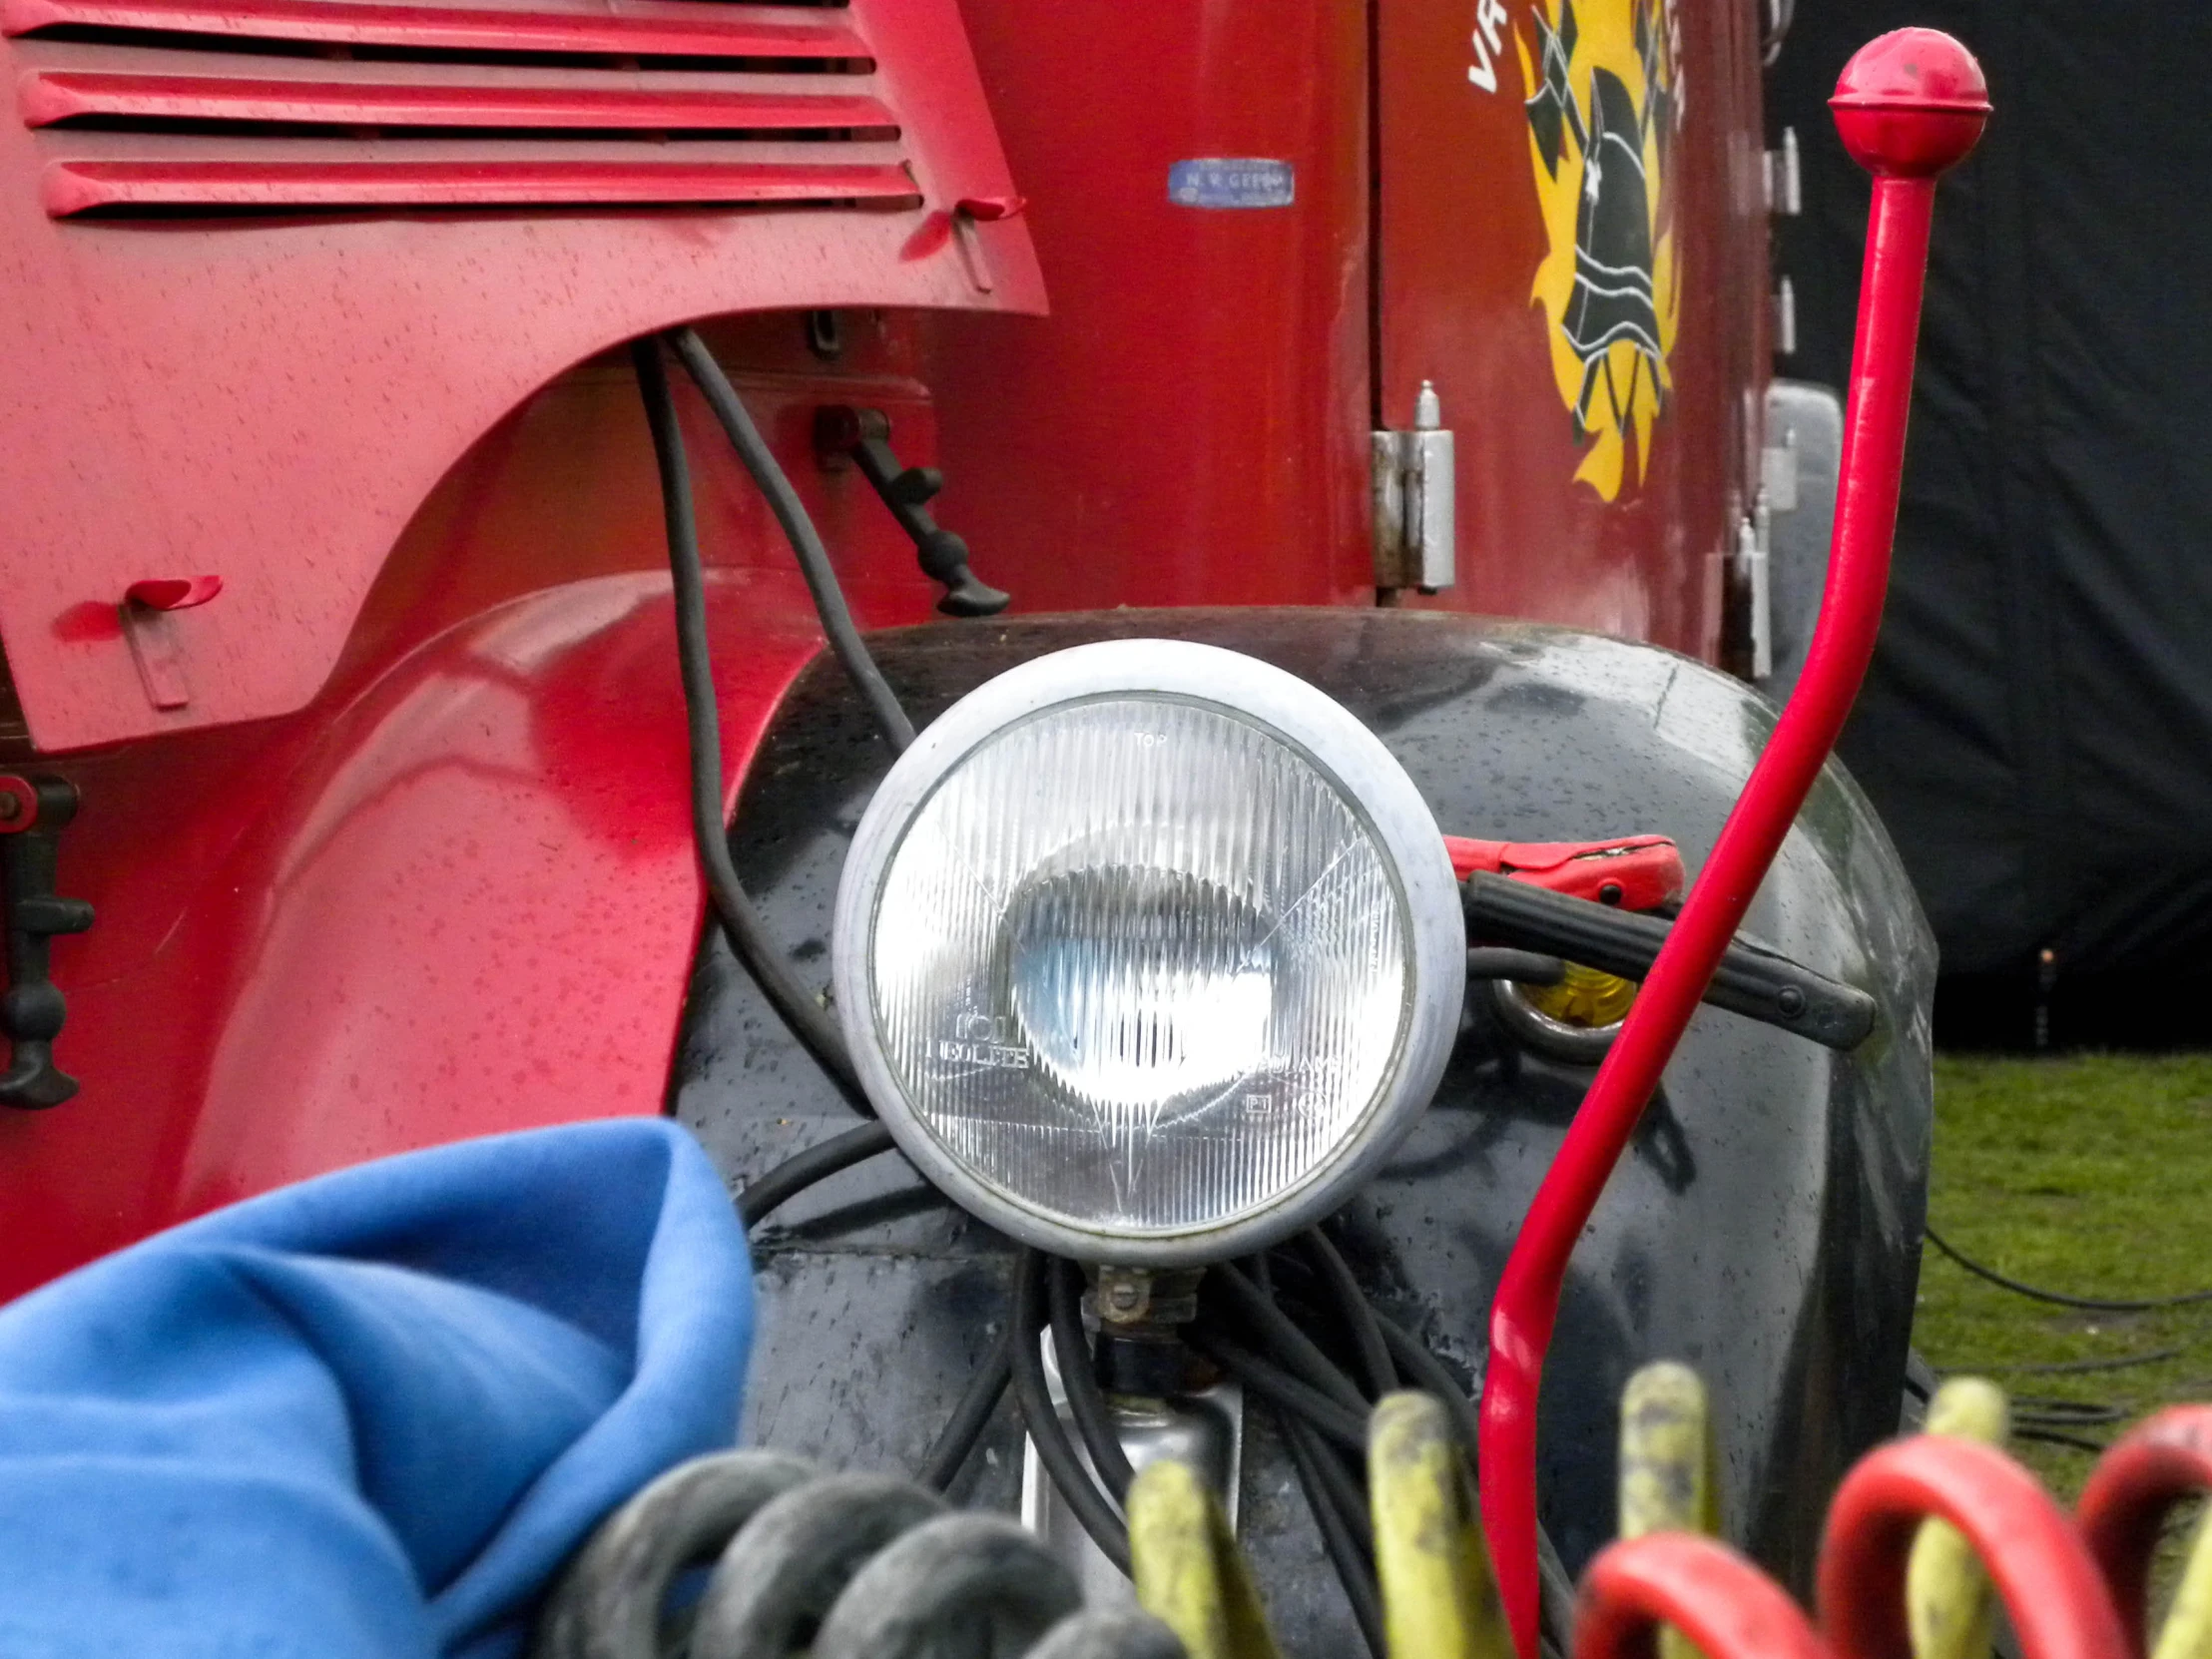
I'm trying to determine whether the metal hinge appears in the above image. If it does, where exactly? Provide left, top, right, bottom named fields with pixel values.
left=1373, top=381, right=1456, bottom=591
left=1772, top=276, right=1798, bottom=357
left=1764, top=127, right=1802, bottom=216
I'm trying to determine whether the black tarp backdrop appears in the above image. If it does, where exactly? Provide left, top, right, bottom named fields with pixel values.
left=1768, top=4, right=2212, bottom=1046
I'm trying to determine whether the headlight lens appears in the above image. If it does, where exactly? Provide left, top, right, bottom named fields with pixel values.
left=834, top=640, right=1463, bottom=1264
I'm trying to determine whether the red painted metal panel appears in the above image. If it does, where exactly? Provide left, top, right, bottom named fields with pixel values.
left=0, top=331, right=958, bottom=1294
left=921, top=0, right=1373, bottom=612
left=44, top=157, right=918, bottom=214
left=0, top=0, right=866, bottom=60
left=0, top=0, right=1038, bottom=753
left=1373, top=0, right=1766, bottom=656
left=19, top=71, right=895, bottom=133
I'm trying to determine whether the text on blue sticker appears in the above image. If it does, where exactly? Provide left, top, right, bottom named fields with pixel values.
left=1168, top=159, right=1296, bottom=210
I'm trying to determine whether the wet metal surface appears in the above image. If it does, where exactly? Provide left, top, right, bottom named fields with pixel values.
left=672, top=608, right=1936, bottom=1653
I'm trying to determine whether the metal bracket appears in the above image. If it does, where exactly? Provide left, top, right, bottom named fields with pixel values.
left=0, top=775, right=95, bottom=1109
left=1020, top=1324, right=1243, bottom=1605
left=1373, top=380, right=1456, bottom=592
left=119, top=575, right=224, bottom=712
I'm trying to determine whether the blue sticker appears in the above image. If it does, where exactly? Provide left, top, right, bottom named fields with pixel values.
left=1167, top=158, right=1296, bottom=210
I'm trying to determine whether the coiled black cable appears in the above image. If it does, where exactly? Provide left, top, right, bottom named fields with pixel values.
left=632, top=337, right=871, bottom=1117
left=538, top=1451, right=1181, bottom=1659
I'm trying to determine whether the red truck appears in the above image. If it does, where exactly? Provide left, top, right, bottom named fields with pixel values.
left=0, top=3, right=1961, bottom=1652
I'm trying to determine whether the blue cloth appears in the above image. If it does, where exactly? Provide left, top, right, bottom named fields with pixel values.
left=0, top=1118, right=753, bottom=1659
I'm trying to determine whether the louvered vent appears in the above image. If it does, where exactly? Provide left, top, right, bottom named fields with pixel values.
left=2, top=0, right=915, bottom=216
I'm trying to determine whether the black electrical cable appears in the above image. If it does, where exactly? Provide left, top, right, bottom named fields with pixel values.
left=1294, top=1230, right=1396, bottom=1403
left=1926, top=1224, right=2212, bottom=1312
left=738, top=1122, right=897, bottom=1225
left=1206, top=1264, right=1372, bottom=1415
left=1009, top=1250, right=1133, bottom=1574
left=1242, top=1253, right=1383, bottom=1655
left=666, top=327, right=916, bottom=757
left=632, top=337, right=873, bottom=1118
left=1185, top=1326, right=1369, bottom=1455
left=1369, top=1312, right=1480, bottom=1453
left=918, top=1329, right=1014, bottom=1493
left=1282, top=1412, right=1387, bottom=1659
left=1989, top=1349, right=2184, bottom=1377
left=1048, top=1258, right=1136, bottom=1503
left=2010, top=1396, right=2124, bottom=1429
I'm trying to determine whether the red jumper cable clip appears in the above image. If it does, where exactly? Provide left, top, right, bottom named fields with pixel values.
left=1443, top=835, right=1684, bottom=911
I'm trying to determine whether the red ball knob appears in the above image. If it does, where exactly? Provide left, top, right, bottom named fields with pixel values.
left=1830, top=28, right=1989, bottom=178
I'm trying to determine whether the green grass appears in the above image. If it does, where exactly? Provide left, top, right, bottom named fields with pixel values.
left=1918, top=1052, right=2212, bottom=1501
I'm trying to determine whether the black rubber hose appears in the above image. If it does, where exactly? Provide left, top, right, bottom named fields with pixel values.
left=1009, top=1251, right=1132, bottom=1573
left=631, top=337, right=872, bottom=1118
left=667, top=327, right=916, bottom=757
left=1049, top=1259, right=1137, bottom=1502
left=1282, top=1413, right=1385, bottom=1659
left=1025, top=1610, right=1187, bottom=1659
left=810, top=1512, right=1082, bottom=1659
left=916, top=1330, right=1013, bottom=1493
left=1465, top=948, right=1567, bottom=985
left=1185, top=1326, right=1368, bottom=1455
left=1206, top=1264, right=1371, bottom=1415
left=1926, top=1224, right=2212, bottom=1312
left=738, top=1123, right=897, bottom=1226
left=1293, top=1231, right=1396, bottom=1403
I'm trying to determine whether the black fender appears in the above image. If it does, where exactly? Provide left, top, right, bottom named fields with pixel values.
left=671, top=607, right=1936, bottom=1646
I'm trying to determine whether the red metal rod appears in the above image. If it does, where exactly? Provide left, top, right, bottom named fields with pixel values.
left=2075, top=1406, right=2212, bottom=1659
left=1575, top=1533, right=1832, bottom=1659
left=1818, top=1437, right=2126, bottom=1659
left=1476, top=31, right=1989, bottom=1654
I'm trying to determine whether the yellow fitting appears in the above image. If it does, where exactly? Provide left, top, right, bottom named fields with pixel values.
left=1908, top=1377, right=2010, bottom=1659
left=1127, top=1458, right=1281, bottom=1659
left=2152, top=1502, right=2212, bottom=1659
left=1619, top=1362, right=1717, bottom=1539
left=1521, top=961, right=1639, bottom=1027
left=1619, top=1363, right=1717, bottom=1659
left=1368, top=1391, right=1514, bottom=1659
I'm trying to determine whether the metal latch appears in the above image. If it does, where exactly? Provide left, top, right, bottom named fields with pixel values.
left=1765, top=127, right=1802, bottom=216
left=1736, top=491, right=1775, bottom=680
left=1373, top=380, right=1456, bottom=592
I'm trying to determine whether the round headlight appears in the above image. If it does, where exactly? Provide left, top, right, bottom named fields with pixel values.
left=832, top=640, right=1464, bottom=1264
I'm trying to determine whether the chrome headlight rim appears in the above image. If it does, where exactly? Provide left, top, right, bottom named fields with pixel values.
left=830, top=638, right=1465, bottom=1267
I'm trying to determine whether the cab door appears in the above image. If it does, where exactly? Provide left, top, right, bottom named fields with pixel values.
left=1375, top=0, right=1769, bottom=661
